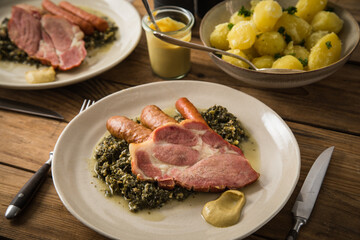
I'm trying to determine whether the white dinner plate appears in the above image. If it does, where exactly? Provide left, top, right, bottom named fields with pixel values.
left=52, top=80, right=300, bottom=240
left=0, top=0, right=141, bottom=90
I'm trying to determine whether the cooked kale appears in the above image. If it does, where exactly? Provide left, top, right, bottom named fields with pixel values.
left=94, top=105, right=248, bottom=212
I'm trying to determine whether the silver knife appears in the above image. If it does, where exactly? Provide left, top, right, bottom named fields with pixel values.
left=0, top=98, right=64, bottom=120
left=287, top=146, right=334, bottom=240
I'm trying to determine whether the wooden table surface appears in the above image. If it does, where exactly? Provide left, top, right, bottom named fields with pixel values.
left=1, top=0, right=359, bottom=239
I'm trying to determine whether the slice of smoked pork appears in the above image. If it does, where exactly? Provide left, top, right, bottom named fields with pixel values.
left=8, top=5, right=86, bottom=70
left=130, top=119, right=259, bottom=192
left=34, top=27, right=60, bottom=67
left=41, top=14, right=87, bottom=71
left=7, top=4, right=43, bottom=56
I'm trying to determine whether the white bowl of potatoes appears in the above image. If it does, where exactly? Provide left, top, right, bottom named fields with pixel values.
left=199, top=0, right=360, bottom=88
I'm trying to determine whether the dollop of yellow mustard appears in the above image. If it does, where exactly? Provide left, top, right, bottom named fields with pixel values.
left=25, top=67, right=56, bottom=84
left=150, top=17, right=185, bottom=32
left=202, top=190, right=246, bottom=228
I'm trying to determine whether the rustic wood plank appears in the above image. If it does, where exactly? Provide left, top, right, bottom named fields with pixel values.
left=254, top=121, right=360, bottom=240
left=0, top=165, right=107, bottom=240
left=1, top=120, right=358, bottom=240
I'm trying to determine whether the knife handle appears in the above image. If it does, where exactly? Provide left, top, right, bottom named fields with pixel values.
left=286, top=217, right=307, bottom=240
left=5, top=153, right=52, bottom=219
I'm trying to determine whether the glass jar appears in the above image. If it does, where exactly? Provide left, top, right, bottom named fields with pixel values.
left=142, top=6, right=195, bottom=79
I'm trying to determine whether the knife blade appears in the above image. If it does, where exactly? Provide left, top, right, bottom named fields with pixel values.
left=0, top=98, right=64, bottom=120
left=286, top=146, right=334, bottom=240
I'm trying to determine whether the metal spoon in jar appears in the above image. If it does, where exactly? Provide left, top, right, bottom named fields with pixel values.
left=141, top=0, right=161, bottom=32
left=153, top=31, right=304, bottom=74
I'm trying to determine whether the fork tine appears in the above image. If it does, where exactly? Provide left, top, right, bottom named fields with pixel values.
left=80, top=99, right=95, bottom=113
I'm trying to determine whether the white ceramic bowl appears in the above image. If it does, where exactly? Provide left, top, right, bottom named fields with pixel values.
left=199, top=0, right=360, bottom=88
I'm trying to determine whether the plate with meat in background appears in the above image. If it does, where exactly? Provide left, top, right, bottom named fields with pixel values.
left=52, top=80, right=301, bottom=240
left=0, top=0, right=141, bottom=90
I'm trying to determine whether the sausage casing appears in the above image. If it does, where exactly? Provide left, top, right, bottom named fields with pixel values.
left=106, top=116, right=152, bottom=143
left=175, top=97, right=208, bottom=125
left=140, top=105, right=177, bottom=130
left=59, top=1, right=109, bottom=32
left=42, top=0, right=94, bottom=35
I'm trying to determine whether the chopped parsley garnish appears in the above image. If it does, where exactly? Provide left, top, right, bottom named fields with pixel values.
left=298, top=57, right=308, bottom=67
left=326, top=41, right=332, bottom=49
left=283, top=6, right=297, bottom=15
left=284, top=33, right=292, bottom=44
left=278, top=26, right=292, bottom=43
left=274, top=53, right=282, bottom=60
left=238, top=6, right=252, bottom=17
left=278, top=26, right=285, bottom=34
left=228, top=23, right=234, bottom=30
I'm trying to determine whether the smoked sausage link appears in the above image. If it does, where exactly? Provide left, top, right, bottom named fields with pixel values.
left=175, top=97, right=208, bottom=125
left=140, top=105, right=177, bottom=130
left=106, top=116, right=152, bottom=143
left=59, top=1, right=109, bottom=32
left=42, top=0, right=94, bottom=35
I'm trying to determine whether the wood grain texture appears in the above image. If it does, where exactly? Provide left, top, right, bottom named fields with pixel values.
left=0, top=0, right=359, bottom=239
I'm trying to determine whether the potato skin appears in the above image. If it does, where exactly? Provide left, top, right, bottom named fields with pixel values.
left=308, top=32, right=342, bottom=70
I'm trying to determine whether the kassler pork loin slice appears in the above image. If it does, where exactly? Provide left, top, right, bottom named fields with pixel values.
left=7, top=4, right=43, bottom=56
left=130, top=119, right=260, bottom=192
left=7, top=4, right=86, bottom=71
left=41, top=14, right=86, bottom=70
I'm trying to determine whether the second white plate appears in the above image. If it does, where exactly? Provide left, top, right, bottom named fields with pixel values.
left=0, top=0, right=141, bottom=90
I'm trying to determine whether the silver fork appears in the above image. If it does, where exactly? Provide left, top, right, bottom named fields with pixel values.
left=5, top=99, right=95, bottom=219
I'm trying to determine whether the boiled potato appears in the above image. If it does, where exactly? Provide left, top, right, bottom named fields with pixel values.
left=253, top=0, right=283, bottom=32
left=227, top=21, right=257, bottom=50
left=308, top=32, right=341, bottom=70
left=250, top=0, right=261, bottom=10
left=254, top=31, right=286, bottom=56
left=284, top=41, right=310, bottom=60
left=275, top=13, right=312, bottom=44
left=222, top=49, right=250, bottom=68
left=210, top=23, right=231, bottom=50
left=242, top=46, right=260, bottom=60
left=311, top=11, right=344, bottom=34
left=305, top=30, right=329, bottom=50
left=229, top=10, right=251, bottom=24
left=252, top=55, right=274, bottom=69
left=295, top=0, right=328, bottom=22
left=272, top=55, right=304, bottom=70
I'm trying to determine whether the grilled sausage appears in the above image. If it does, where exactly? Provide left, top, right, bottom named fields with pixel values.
left=59, top=1, right=109, bottom=32
left=140, top=105, right=177, bottom=130
left=106, top=116, right=152, bottom=143
left=175, top=97, right=208, bottom=125
left=42, top=0, right=94, bottom=35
